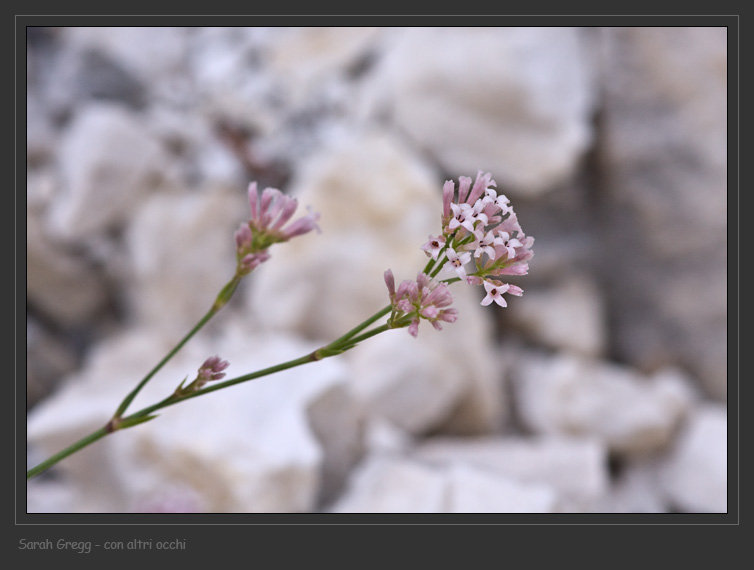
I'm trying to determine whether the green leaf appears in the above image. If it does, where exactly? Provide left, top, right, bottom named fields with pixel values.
left=117, top=415, right=159, bottom=430
left=316, top=347, right=349, bottom=358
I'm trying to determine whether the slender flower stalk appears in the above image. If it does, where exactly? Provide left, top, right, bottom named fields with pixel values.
left=114, top=182, right=319, bottom=420
left=27, top=171, right=531, bottom=480
left=26, top=303, right=393, bottom=479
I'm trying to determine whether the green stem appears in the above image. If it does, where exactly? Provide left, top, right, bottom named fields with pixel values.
left=325, top=305, right=392, bottom=350
left=113, top=275, right=241, bottom=419
left=343, top=323, right=391, bottom=346
left=27, top=303, right=395, bottom=480
left=26, top=426, right=109, bottom=480
left=113, top=307, right=216, bottom=418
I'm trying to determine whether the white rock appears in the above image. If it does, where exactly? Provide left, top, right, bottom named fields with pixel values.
left=345, top=285, right=504, bottom=435
left=445, top=463, right=558, bottom=513
left=264, top=27, right=382, bottom=106
left=246, top=128, right=504, bottom=435
left=122, top=184, right=246, bottom=336
left=26, top=478, right=78, bottom=514
left=63, top=27, right=189, bottom=83
left=413, top=435, right=608, bottom=511
left=27, top=325, right=356, bottom=513
left=329, top=453, right=446, bottom=513
left=597, top=458, right=670, bottom=513
left=345, top=328, right=464, bottom=434
left=595, top=27, right=727, bottom=400
left=188, top=28, right=283, bottom=138
left=362, top=417, right=415, bottom=455
left=49, top=103, right=168, bottom=240
left=329, top=452, right=558, bottom=513
left=360, top=27, right=595, bottom=195
left=26, top=329, right=172, bottom=512
left=511, top=351, right=696, bottom=455
left=305, top=376, right=368, bottom=508
left=27, top=207, right=109, bottom=326
left=658, top=404, right=727, bottom=513
left=506, top=274, right=607, bottom=357
left=26, top=318, right=79, bottom=407
left=27, top=93, right=58, bottom=164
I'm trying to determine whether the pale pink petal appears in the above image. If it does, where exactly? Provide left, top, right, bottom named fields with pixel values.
left=507, top=284, right=524, bottom=296
left=235, top=224, right=252, bottom=249
left=408, top=318, right=420, bottom=337
left=384, top=269, right=396, bottom=298
left=247, top=182, right=259, bottom=219
left=442, top=180, right=455, bottom=218
left=457, top=176, right=472, bottom=203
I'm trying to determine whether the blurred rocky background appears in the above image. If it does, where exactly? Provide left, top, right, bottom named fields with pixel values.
left=25, top=26, right=728, bottom=514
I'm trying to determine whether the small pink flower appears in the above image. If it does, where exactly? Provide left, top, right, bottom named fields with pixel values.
left=448, top=203, right=474, bottom=233
left=442, top=180, right=455, bottom=220
left=384, top=269, right=396, bottom=300
left=407, top=317, right=420, bottom=338
left=465, top=170, right=496, bottom=206
left=386, top=270, right=457, bottom=337
left=494, top=231, right=523, bottom=260
left=234, top=224, right=252, bottom=249
left=239, top=251, right=271, bottom=273
left=472, top=229, right=498, bottom=259
left=481, top=280, right=510, bottom=307
left=421, top=235, right=446, bottom=260
left=195, top=355, right=230, bottom=388
left=492, top=263, right=529, bottom=276
left=444, top=247, right=472, bottom=278
left=246, top=182, right=320, bottom=240
left=456, top=175, right=473, bottom=204
left=507, top=284, right=524, bottom=296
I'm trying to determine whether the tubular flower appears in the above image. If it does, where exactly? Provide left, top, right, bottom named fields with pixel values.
left=234, top=182, right=320, bottom=275
left=420, top=235, right=446, bottom=261
left=384, top=270, right=458, bottom=337
left=179, top=355, right=231, bottom=394
left=431, top=170, right=533, bottom=308
left=196, top=355, right=230, bottom=385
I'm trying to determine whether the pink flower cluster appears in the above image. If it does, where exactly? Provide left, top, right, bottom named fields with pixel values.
left=384, top=269, right=458, bottom=337
left=234, top=182, right=320, bottom=275
left=195, top=355, right=230, bottom=389
left=422, top=171, right=533, bottom=307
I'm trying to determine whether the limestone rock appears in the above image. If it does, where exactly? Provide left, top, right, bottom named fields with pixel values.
left=122, top=184, right=246, bottom=336
left=329, top=452, right=558, bottom=513
left=445, top=463, right=558, bottom=513
left=658, top=403, right=727, bottom=513
left=360, top=27, right=596, bottom=195
left=511, top=351, right=696, bottom=455
left=48, top=103, right=168, bottom=241
left=506, top=274, right=607, bottom=357
left=27, top=326, right=357, bottom=513
left=595, top=27, right=727, bottom=400
left=597, top=458, right=670, bottom=513
left=413, top=435, right=608, bottom=511
left=27, top=207, right=110, bottom=326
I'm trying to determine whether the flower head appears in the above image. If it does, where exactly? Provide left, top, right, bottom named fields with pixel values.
left=385, top=270, right=458, bottom=337
left=235, top=182, right=320, bottom=275
left=187, top=355, right=231, bottom=391
left=428, top=170, right=533, bottom=309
